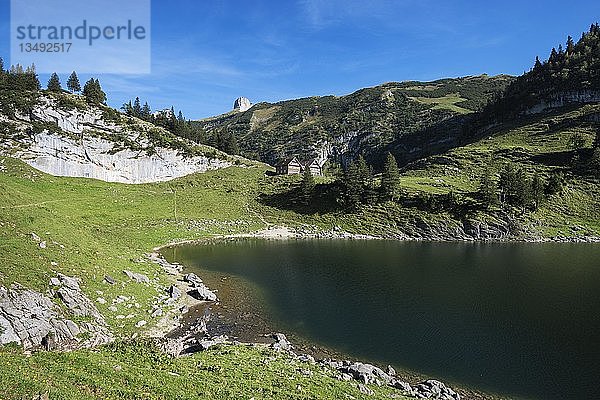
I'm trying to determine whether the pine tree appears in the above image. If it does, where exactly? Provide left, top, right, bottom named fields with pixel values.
left=0, top=57, right=4, bottom=73
left=132, top=97, right=142, bottom=117
left=379, top=152, right=401, bottom=202
left=342, top=161, right=362, bottom=210
left=534, top=56, right=543, bottom=70
left=141, top=102, right=151, bottom=120
left=47, top=73, right=61, bottom=92
left=83, top=78, right=106, bottom=104
left=549, top=48, right=558, bottom=63
left=499, top=164, right=517, bottom=204
left=478, top=169, right=498, bottom=208
left=66, top=71, right=80, bottom=93
left=356, top=155, right=376, bottom=203
left=121, top=100, right=133, bottom=115
left=514, top=169, right=532, bottom=208
left=299, top=167, right=315, bottom=206
left=566, top=36, right=575, bottom=54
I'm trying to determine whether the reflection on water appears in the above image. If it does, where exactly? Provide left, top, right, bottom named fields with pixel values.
left=163, top=239, right=600, bottom=400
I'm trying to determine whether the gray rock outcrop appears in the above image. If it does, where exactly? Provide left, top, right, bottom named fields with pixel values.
left=5, top=96, right=233, bottom=184
left=0, top=276, right=112, bottom=350
left=123, top=270, right=150, bottom=284
left=271, top=332, right=292, bottom=351
left=233, top=97, right=252, bottom=112
left=188, top=285, right=218, bottom=302
left=412, top=379, right=461, bottom=400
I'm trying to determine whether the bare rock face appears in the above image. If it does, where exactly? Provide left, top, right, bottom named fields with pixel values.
left=9, top=96, right=232, bottom=184
left=0, top=275, right=112, bottom=350
left=233, top=97, right=252, bottom=112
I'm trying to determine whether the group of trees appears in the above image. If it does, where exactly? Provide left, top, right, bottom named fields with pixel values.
left=47, top=71, right=81, bottom=93
left=478, top=165, right=565, bottom=210
left=44, top=71, right=105, bottom=105
left=122, top=97, right=152, bottom=120
left=489, top=23, right=600, bottom=118
left=0, top=58, right=41, bottom=92
left=297, top=153, right=402, bottom=209
left=121, top=98, right=214, bottom=149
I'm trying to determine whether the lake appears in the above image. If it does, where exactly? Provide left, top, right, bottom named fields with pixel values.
left=163, top=239, right=600, bottom=400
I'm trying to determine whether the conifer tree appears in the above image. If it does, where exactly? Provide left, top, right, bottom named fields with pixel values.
left=499, top=164, right=517, bottom=204
left=122, top=100, right=133, bottom=115
left=132, top=97, right=142, bottom=117
left=83, top=78, right=106, bottom=104
left=534, top=56, right=542, bottom=70
left=356, top=155, right=376, bottom=203
left=299, top=167, right=315, bottom=206
left=141, top=102, right=151, bottom=120
left=47, top=73, right=61, bottom=92
left=342, top=161, right=363, bottom=210
left=566, top=36, right=575, bottom=54
left=379, top=152, right=401, bottom=202
left=0, top=57, right=4, bottom=73
left=66, top=71, right=81, bottom=93
left=478, top=169, right=498, bottom=208
left=514, top=169, right=532, bottom=208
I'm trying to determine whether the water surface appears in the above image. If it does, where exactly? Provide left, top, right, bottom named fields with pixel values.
left=164, top=239, right=600, bottom=400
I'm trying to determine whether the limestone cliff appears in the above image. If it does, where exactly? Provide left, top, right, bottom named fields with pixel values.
left=1, top=94, right=236, bottom=184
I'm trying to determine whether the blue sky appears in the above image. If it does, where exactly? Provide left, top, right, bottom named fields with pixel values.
left=0, top=0, right=598, bottom=119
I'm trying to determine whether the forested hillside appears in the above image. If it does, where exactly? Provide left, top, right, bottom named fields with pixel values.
left=195, top=75, right=513, bottom=167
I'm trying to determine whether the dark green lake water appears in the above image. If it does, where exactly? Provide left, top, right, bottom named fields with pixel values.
left=164, top=239, right=600, bottom=400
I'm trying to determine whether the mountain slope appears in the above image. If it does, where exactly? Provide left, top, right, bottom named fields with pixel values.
left=0, top=89, right=248, bottom=183
left=196, top=75, right=513, bottom=166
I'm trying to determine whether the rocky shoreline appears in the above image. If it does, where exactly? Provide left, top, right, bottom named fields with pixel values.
left=155, top=224, right=600, bottom=251
left=146, top=246, right=472, bottom=400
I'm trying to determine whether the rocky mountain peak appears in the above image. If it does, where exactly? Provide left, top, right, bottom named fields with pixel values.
left=234, top=97, right=252, bottom=112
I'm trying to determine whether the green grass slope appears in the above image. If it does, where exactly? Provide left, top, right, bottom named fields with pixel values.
left=0, top=341, right=407, bottom=400
left=196, top=75, right=513, bottom=165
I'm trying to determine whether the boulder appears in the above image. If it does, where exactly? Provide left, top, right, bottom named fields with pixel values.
left=412, top=379, right=460, bottom=400
left=271, top=332, right=292, bottom=351
left=183, top=273, right=203, bottom=287
left=123, top=270, right=150, bottom=284
left=104, top=275, right=116, bottom=285
left=55, top=274, right=103, bottom=319
left=358, top=383, right=374, bottom=396
left=198, top=335, right=227, bottom=351
left=135, top=320, right=147, bottom=328
left=188, top=284, right=217, bottom=302
left=168, top=285, right=181, bottom=300
left=0, top=286, right=80, bottom=349
left=339, top=361, right=392, bottom=385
